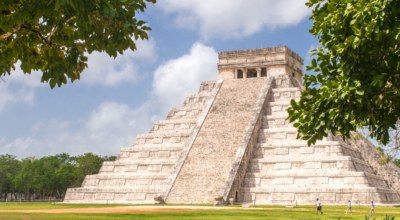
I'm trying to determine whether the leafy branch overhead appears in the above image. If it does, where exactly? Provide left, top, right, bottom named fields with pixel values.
left=0, top=0, right=156, bottom=88
left=288, top=0, right=400, bottom=145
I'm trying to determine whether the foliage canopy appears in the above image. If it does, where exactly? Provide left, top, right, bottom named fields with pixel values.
left=0, top=0, right=155, bottom=88
left=288, top=0, right=400, bottom=145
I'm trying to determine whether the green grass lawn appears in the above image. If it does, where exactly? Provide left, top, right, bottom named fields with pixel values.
left=0, top=203, right=399, bottom=220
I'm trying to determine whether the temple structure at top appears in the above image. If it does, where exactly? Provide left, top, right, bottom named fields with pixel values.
left=217, top=46, right=303, bottom=83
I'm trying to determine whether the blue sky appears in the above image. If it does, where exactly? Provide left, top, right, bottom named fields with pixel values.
left=0, top=0, right=318, bottom=158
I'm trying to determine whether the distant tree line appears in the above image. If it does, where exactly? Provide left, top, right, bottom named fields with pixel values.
left=0, top=153, right=116, bottom=201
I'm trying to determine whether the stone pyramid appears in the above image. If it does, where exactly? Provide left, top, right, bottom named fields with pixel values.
left=64, top=46, right=400, bottom=205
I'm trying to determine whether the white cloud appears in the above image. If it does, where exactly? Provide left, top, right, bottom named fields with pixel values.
left=152, top=42, right=218, bottom=113
left=81, top=38, right=157, bottom=86
left=0, top=67, right=44, bottom=111
left=0, top=101, right=155, bottom=158
left=158, top=0, right=310, bottom=39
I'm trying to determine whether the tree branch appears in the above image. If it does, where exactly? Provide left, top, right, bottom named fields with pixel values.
left=0, top=26, right=21, bottom=40
left=21, top=25, right=53, bottom=46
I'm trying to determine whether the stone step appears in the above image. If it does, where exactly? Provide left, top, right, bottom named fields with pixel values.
left=271, top=88, right=301, bottom=102
left=254, top=141, right=363, bottom=160
left=241, top=185, right=384, bottom=193
left=118, top=149, right=182, bottom=160
left=249, top=156, right=375, bottom=173
left=151, top=118, right=198, bottom=132
left=82, top=177, right=170, bottom=188
left=239, top=186, right=400, bottom=204
left=134, top=131, right=190, bottom=145
left=265, top=111, right=289, bottom=118
left=64, top=187, right=164, bottom=199
left=183, top=93, right=211, bottom=106
left=267, top=100, right=291, bottom=106
left=166, top=195, right=216, bottom=204
left=198, top=81, right=217, bottom=93
left=265, top=101, right=291, bottom=117
left=166, top=108, right=203, bottom=119
left=245, top=169, right=378, bottom=179
left=258, top=139, right=339, bottom=147
left=84, top=173, right=170, bottom=180
left=258, top=128, right=298, bottom=141
left=262, top=115, right=291, bottom=129
left=243, top=171, right=389, bottom=188
left=272, top=87, right=301, bottom=93
left=99, top=159, right=177, bottom=174
left=120, top=143, right=185, bottom=152
left=103, top=159, right=177, bottom=166
left=250, top=154, right=365, bottom=164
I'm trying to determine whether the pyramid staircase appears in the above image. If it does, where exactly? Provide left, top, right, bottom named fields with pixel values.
left=65, top=46, right=400, bottom=205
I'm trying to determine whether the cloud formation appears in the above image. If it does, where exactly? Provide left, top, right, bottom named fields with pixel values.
left=152, top=42, right=218, bottom=113
left=81, top=38, right=157, bottom=86
left=159, top=0, right=310, bottom=39
left=0, top=101, right=155, bottom=158
left=0, top=67, right=43, bottom=111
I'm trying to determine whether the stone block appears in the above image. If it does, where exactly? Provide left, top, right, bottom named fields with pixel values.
left=261, top=163, right=274, bottom=170
left=344, top=177, right=368, bottom=184
left=274, top=148, right=288, bottom=155
left=125, top=179, right=152, bottom=186
left=293, top=178, right=308, bottom=185
left=162, top=165, right=174, bottom=172
left=83, top=179, right=99, bottom=187
left=95, top=193, right=114, bottom=200
left=335, top=193, right=352, bottom=201
left=305, top=162, right=321, bottom=169
left=83, top=193, right=95, bottom=200
left=291, top=162, right=305, bottom=169
left=100, top=165, right=114, bottom=172
left=126, top=193, right=146, bottom=200
left=352, top=193, right=367, bottom=202
left=299, top=147, right=314, bottom=154
left=139, top=151, right=150, bottom=158
left=158, top=151, right=171, bottom=158
left=271, top=105, right=283, bottom=112
left=307, top=177, right=329, bottom=184
left=330, top=145, right=342, bottom=153
left=66, top=192, right=84, bottom=200
left=255, top=193, right=272, bottom=203
left=114, top=193, right=127, bottom=201
left=337, top=160, right=354, bottom=169
left=270, top=132, right=286, bottom=139
left=152, top=138, right=163, bottom=144
left=272, top=178, right=294, bottom=185
left=148, top=165, right=162, bottom=172
left=294, top=193, right=310, bottom=202
left=126, top=165, right=138, bottom=172
left=275, top=163, right=292, bottom=169
left=322, top=162, right=336, bottom=168
left=259, top=178, right=272, bottom=187
left=98, top=179, right=125, bottom=187
left=317, top=192, right=336, bottom=201
left=286, top=133, right=297, bottom=139
left=329, top=177, right=344, bottom=184
left=113, top=166, right=125, bottom=172
left=272, top=192, right=294, bottom=201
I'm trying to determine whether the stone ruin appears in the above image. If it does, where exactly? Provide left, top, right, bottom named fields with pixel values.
left=64, top=46, right=400, bottom=205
